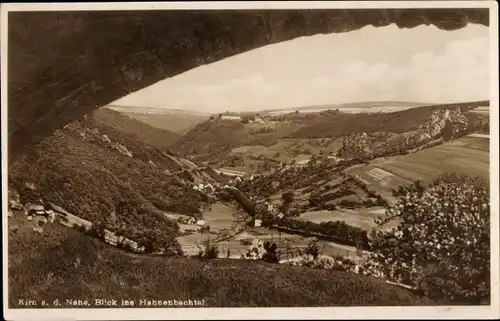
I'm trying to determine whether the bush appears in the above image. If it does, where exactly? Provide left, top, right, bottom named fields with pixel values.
left=197, top=240, right=219, bottom=260
left=240, top=239, right=253, bottom=246
left=369, top=173, right=490, bottom=304
left=337, top=199, right=359, bottom=208
left=305, top=240, right=321, bottom=261
left=262, top=241, right=280, bottom=263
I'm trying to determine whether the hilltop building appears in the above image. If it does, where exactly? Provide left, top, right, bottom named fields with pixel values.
left=221, top=115, right=242, bottom=121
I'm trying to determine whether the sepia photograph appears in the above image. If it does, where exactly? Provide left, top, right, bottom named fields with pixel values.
left=2, top=1, right=499, bottom=320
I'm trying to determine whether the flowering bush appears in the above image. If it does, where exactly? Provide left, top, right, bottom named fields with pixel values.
left=289, top=255, right=356, bottom=272
left=368, top=173, right=490, bottom=304
left=243, top=239, right=280, bottom=262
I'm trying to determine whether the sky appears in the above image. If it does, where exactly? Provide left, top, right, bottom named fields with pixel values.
left=113, top=23, right=490, bottom=113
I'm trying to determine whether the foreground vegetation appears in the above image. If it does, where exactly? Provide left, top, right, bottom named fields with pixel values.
left=8, top=221, right=432, bottom=307
left=368, top=173, right=490, bottom=305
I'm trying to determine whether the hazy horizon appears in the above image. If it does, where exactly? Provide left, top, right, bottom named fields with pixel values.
left=113, top=23, right=489, bottom=113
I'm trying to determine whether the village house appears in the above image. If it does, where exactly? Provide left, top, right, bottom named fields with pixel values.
left=252, top=116, right=265, bottom=124
left=253, top=214, right=263, bottom=227
left=24, top=203, right=45, bottom=215
left=9, top=198, right=23, bottom=210
left=179, top=216, right=197, bottom=225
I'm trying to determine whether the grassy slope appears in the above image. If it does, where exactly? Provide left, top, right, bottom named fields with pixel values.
left=171, top=119, right=303, bottom=157
left=8, top=218, right=433, bottom=308
left=8, top=120, right=208, bottom=243
left=92, top=108, right=182, bottom=149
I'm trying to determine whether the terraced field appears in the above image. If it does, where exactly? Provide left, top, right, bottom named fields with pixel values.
left=447, top=135, right=489, bottom=152
left=356, top=136, right=489, bottom=185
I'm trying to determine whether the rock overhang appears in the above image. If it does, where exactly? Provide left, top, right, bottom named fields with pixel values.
left=6, top=8, right=490, bottom=163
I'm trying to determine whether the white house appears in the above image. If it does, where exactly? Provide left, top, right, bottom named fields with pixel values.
left=296, top=159, right=311, bottom=166
left=181, top=217, right=196, bottom=225
left=253, top=116, right=265, bottom=124
left=196, top=219, right=205, bottom=226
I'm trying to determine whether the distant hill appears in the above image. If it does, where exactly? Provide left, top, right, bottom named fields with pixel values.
left=108, top=105, right=210, bottom=134
left=170, top=117, right=304, bottom=157
left=92, top=107, right=182, bottom=149
left=287, top=100, right=489, bottom=139
left=259, top=100, right=432, bottom=114
left=172, top=100, right=488, bottom=155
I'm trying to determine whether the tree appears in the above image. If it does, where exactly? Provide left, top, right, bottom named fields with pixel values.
left=282, top=191, right=295, bottom=204
left=262, top=241, right=280, bottom=263
left=305, top=239, right=321, bottom=261
left=368, top=173, right=490, bottom=304
left=197, top=239, right=219, bottom=260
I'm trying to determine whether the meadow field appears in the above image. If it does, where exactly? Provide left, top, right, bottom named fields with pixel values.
left=203, top=202, right=238, bottom=233
left=230, top=138, right=343, bottom=164
left=469, top=105, right=490, bottom=116
left=294, top=207, right=385, bottom=231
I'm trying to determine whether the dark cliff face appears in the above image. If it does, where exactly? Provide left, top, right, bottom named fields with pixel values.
left=7, top=9, right=490, bottom=163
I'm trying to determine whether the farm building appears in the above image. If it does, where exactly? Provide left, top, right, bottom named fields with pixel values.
left=296, top=159, right=311, bottom=166
left=221, top=115, right=242, bottom=121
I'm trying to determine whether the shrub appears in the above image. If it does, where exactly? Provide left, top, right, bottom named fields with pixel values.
left=282, top=191, right=295, bottom=204
left=240, top=239, right=253, bottom=246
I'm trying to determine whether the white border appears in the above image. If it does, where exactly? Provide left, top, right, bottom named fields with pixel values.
left=1, top=1, right=499, bottom=320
